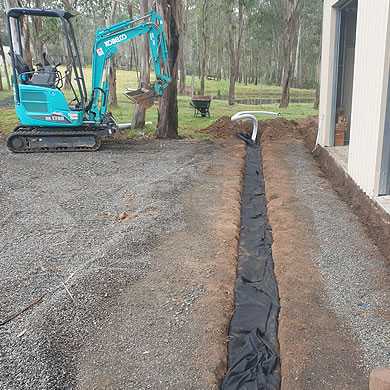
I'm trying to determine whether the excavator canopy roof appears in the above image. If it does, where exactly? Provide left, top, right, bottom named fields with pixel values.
left=7, top=8, right=78, bottom=20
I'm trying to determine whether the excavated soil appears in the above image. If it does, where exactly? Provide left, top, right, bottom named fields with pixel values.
left=199, top=116, right=252, bottom=138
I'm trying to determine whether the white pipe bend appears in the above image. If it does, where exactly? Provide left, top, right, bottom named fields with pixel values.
left=231, top=111, right=280, bottom=142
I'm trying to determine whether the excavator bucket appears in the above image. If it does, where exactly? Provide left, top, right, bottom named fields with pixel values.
left=124, top=87, right=156, bottom=109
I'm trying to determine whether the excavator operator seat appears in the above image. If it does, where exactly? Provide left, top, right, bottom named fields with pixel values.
left=30, top=66, right=57, bottom=88
left=12, top=53, right=57, bottom=87
left=13, top=53, right=31, bottom=81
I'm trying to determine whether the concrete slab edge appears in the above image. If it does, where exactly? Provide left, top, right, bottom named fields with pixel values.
left=313, top=145, right=390, bottom=263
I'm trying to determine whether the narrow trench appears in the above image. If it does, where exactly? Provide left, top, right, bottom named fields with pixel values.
left=222, top=144, right=280, bottom=389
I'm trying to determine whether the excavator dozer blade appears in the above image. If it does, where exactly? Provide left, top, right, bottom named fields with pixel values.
left=124, top=88, right=156, bottom=108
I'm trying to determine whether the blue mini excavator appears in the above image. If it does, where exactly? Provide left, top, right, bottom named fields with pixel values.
left=6, top=7, right=171, bottom=153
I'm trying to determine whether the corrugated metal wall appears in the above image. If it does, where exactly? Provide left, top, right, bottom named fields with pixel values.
left=319, top=0, right=390, bottom=197
left=348, top=0, right=390, bottom=196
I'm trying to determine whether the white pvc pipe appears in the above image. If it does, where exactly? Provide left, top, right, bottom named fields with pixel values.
left=118, top=123, right=133, bottom=130
left=231, top=111, right=280, bottom=142
left=117, top=121, right=153, bottom=130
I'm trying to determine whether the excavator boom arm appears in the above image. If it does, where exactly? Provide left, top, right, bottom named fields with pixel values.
left=88, top=10, right=170, bottom=121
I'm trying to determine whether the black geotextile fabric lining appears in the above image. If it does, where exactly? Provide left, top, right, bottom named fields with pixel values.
left=222, top=144, right=280, bottom=390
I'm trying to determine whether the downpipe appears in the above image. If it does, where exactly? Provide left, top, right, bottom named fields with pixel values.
left=231, top=111, right=280, bottom=145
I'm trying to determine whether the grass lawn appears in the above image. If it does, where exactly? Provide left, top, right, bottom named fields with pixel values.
left=83, top=67, right=315, bottom=100
left=0, top=67, right=318, bottom=139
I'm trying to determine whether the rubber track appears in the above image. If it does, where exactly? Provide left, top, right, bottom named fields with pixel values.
left=7, top=129, right=102, bottom=153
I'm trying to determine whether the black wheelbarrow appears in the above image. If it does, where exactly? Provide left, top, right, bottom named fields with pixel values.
left=190, top=96, right=212, bottom=118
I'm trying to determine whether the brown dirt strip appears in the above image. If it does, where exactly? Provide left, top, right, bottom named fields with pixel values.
left=262, top=132, right=361, bottom=390
left=260, top=118, right=374, bottom=389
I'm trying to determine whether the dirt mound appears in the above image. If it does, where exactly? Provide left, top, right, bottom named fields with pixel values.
left=200, top=116, right=319, bottom=146
left=260, top=116, right=319, bottom=149
left=297, top=116, right=319, bottom=129
left=199, top=116, right=252, bottom=138
left=260, top=118, right=298, bottom=142
left=296, top=116, right=319, bottom=149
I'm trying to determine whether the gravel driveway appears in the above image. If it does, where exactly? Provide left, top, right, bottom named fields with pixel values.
left=0, top=140, right=244, bottom=390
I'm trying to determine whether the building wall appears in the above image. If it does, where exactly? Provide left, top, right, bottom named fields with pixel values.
left=318, top=0, right=339, bottom=146
left=348, top=0, right=390, bottom=196
left=318, top=0, right=390, bottom=197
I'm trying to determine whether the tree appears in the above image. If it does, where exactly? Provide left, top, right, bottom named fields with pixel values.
left=62, top=0, right=76, bottom=89
left=226, top=0, right=245, bottom=105
left=0, top=0, right=323, bottom=110
left=12, top=0, right=33, bottom=68
left=156, top=0, right=181, bottom=139
left=108, top=0, right=118, bottom=107
left=314, top=54, right=321, bottom=109
left=133, top=0, right=151, bottom=129
left=5, top=0, right=18, bottom=55
left=31, top=0, right=45, bottom=63
left=279, top=0, right=302, bottom=108
left=199, top=0, right=210, bottom=96
left=178, top=0, right=187, bottom=94
left=0, top=36, right=11, bottom=90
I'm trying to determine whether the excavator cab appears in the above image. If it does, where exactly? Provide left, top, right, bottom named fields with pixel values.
left=7, top=8, right=87, bottom=130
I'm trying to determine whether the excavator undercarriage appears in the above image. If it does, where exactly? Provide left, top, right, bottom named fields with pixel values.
left=6, top=7, right=171, bottom=153
left=7, top=126, right=105, bottom=153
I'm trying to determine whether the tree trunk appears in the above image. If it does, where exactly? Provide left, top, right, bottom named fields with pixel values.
left=178, top=0, right=186, bottom=94
left=226, top=1, right=235, bottom=105
left=0, top=36, right=11, bottom=90
left=0, top=67, right=3, bottom=91
left=228, top=59, right=235, bottom=105
left=156, top=0, right=180, bottom=139
left=178, top=46, right=186, bottom=94
left=199, top=0, right=209, bottom=96
left=191, top=74, right=195, bottom=96
left=20, top=16, right=33, bottom=68
left=294, top=20, right=302, bottom=87
left=62, top=0, right=75, bottom=89
left=314, top=54, right=321, bottom=109
left=108, top=0, right=118, bottom=107
left=109, top=59, right=118, bottom=106
left=133, top=0, right=151, bottom=129
left=216, top=40, right=223, bottom=81
left=280, top=0, right=302, bottom=108
left=64, top=63, right=73, bottom=89
left=6, top=0, right=21, bottom=55
left=32, top=0, right=44, bottom=62
left=227, top=0, right=245, bottom=106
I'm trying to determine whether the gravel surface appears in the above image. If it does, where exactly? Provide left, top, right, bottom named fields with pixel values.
left=0, top=140, right=243, bottom=389
left=261, top=120, right=390, bottom=388
left=287, top=142, right=390, bottom=371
